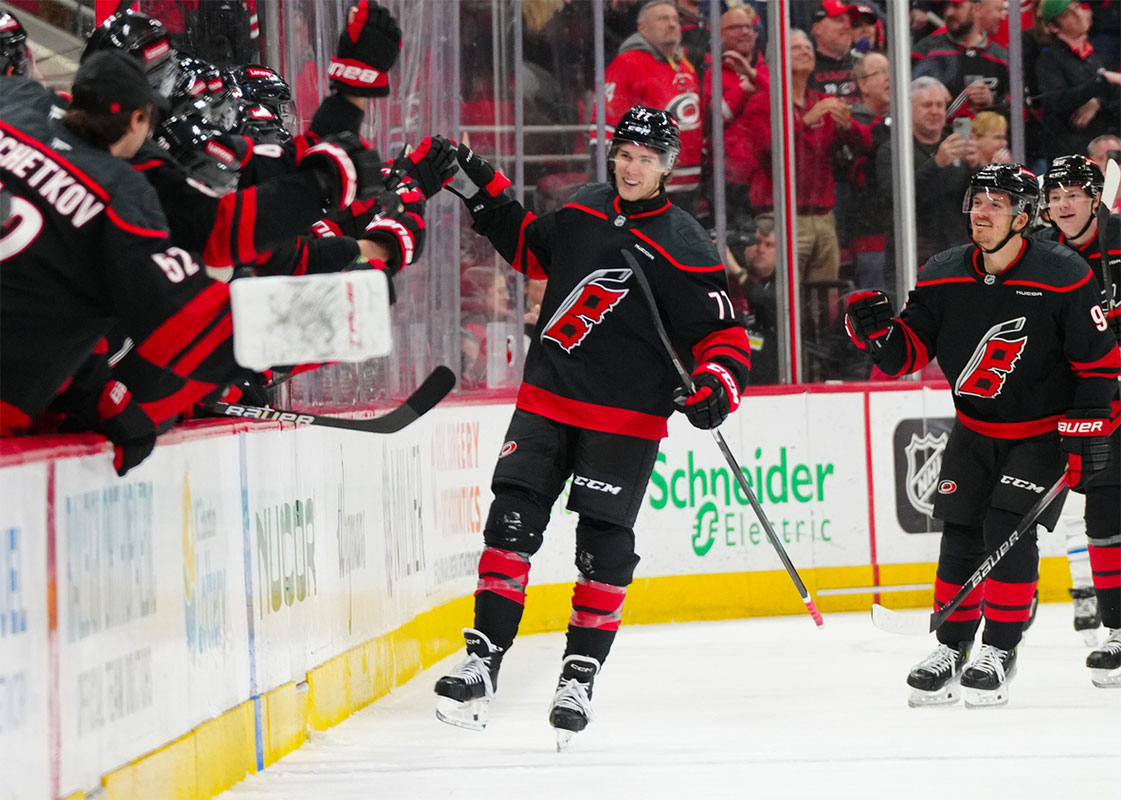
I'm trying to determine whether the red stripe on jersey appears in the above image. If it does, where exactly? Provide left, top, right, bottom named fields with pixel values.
left=138, top=378, right=218, bottom=425
left=983, top=578, right=1036, bottom=623
left=205, top=192, right=237, bottom=267
left=0, top=400, right=32, bottom=436
left=934, top=577, right=983, bottom=623
left=236, top=186, right=259, bottom=264
left=0, top=121, right=110, bottom=200
left=92, top=338, right=109, bottom=354
left=692, top=328, right=752, bottom=371
left=516, top=383, right=668, bottom=440
left=1004, top=271, right=1092, bottom=293
left=171, top=312, right=233, bottom=377
left=956, top=409, right=1062, bottom=439
left=916, top=276, right=974, bottom=288
left=105, top=206, right=167, bottom=238
left=512, top=212, right=546, bottom=279
left=565, top=202, right=609, bottom=220
left=135, top=282, right=229, bottom=368
left=631, top=230, right=724, bottom=273
left=131, top=159, right=164, bottom=171
left=613, top=195, right=670, bottom=219
left=899, top=319, right=930, bottom=374
left=295, top=239, right=309, bottom=276
left=1069, top=347, right=1121, bottom=373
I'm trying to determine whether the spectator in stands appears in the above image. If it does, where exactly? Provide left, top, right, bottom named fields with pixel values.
left=1034, top=0, right=1121, bottom=160
left=742, top=29, right=871, bottom=285
left=739, top=214, right=780, bottom=385
left=676, top=0, right=709, bottom=79
left=1088, top=133, right=1121, bottom=170
left=850, top=51, right=893, bottom=291
left=707, top=4, right=769, bottom=224
left=810, top=0, right=860, bottom=103
left=876, top=76, right=978, bottom=266
left=974, top=0, right=1008, bottom=40
left=970, top=110, right=1013, bottom=166
left=912, top=0, right=1010, bottom=120
left=604, top=0, right=704, bottom=214
left=851, top=3, right=885, bottom=55
left=911, top=1, right=951, bottom=45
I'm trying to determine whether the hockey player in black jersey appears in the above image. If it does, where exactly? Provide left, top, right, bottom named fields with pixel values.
left=430, top=107, right=751, bottom=746
left=1039, top=155, right=1121, bottom=687
left=846, top=164, right=1121, bottom=707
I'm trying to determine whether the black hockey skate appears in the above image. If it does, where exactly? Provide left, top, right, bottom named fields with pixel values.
left=962, top=644, right=1017, bottom=708
left=434, top=628, right=504, bottom=730
left=1070, top=587, right=1102, bottom=647
left=906, top=642, right=970, bottom=707
left=1086, top=628, right=1121, bottom=688
left=548, top=655, right=600, bottom=751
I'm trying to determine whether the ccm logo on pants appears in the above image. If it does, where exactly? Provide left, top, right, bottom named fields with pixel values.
left=573, top=475, right=622, bottom=495
left=999, top=475, right=1044, bottom=493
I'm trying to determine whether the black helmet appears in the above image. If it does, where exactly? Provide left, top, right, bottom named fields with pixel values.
left=169, top=56, right=238, bottom=130
left=227, top=64, right=296, bottom=132
left=0, top=12, right=30, bottom=77
left=233, top=100, right=292, bottom=145
left=1041, top=154, right=1104, bottom=206
left=610, top=105, right=681, bottom=168
left=155, top=112, right=244, bottom=195
left=82, top=11, right=177, bottom=99
left=962, top=163, right=1039, bottom=221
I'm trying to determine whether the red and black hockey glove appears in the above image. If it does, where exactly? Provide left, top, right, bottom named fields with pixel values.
left=844, top=290, right=894, bottom=353
left=328, top=0, right=402, bottom=97
left=445, top=142, right=512, bottom=214
left=300, top=132, right=382, bottom=209
left=673, top=363, right=741, bottom=430
left=363, top=189, right=426, bottom=275
left=96, top=381, right=158, bottom=477
left=1059, top=409, right=1114, bottom=491
left=384, top=136, right=459, bottom=198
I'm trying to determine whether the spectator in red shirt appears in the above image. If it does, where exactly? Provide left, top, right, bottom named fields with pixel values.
left=604, top=0, right=704, bottom=214
left=810, top=0, right=860, bottom=103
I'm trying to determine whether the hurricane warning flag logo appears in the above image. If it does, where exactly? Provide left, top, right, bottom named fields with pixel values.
left=542, top=268, right=631, bottom=353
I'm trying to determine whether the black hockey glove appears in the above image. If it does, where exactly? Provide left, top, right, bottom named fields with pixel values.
left=362, top=188, right=427, bottom=275
left=300, top=132, right=382, bottom=209
left=1059, top=409, right=1114, bottom=491
left=95, top=381, right=158, bottom=477
left=445, top=141, right=512, bottom=214
left=328, top=0, right=402, bottom=97
left=844, top=290, right=894, bottom=353
left=384, top=136, right=459, bottom=198
left=673, top=363, right=741, bottom=430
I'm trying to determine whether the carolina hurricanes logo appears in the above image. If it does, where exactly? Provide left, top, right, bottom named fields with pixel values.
left=955, top=317, right=1027, bottom=399
left=665, top=92, right=701, bottom=131
left=938, top=480, right=957, bottom=494
left=542, top=268, right=631, bottom=353
left=499, top=441, right=517, bottom=458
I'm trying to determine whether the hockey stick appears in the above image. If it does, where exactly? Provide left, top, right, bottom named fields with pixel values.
left=871, top=471, right=1068, bottom=636
left=621, top=249, right=824, bottom=627
left=208, top=365, right=455, bottom=434
left=1097, top=159, right=1120, bottom=314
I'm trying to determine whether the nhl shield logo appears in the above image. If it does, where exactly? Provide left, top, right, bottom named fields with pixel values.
left=904, top=432, right=948, bottom=517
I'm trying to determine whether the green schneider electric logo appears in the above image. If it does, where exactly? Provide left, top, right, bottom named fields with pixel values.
left=648, top=448, right=836, bottom=556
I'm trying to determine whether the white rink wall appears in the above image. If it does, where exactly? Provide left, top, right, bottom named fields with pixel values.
left=0, top=385, right=1085, bottom=800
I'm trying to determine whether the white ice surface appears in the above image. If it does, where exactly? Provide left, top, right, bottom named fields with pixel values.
left=220, top=604, right=1119, bottom=800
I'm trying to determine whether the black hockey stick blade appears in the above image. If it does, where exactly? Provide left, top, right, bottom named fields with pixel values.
left=621, top=249, right=824, bottom=627
left=209, top=365, right=455, bottom=434
left=871, top=471, right=1068, bottom=635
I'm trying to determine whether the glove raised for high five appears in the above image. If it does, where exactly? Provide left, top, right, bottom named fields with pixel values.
left=445, top=141, right=512, bottom=214
left=328, top=0, right=402, bottom=97
left=362, top=188, right=427, bottom=275
left=844, top=290, right=895, bottom=353
left=300, top=132, right=382, bottom=209
left=1059, top=409, right=1114, bottom=491
left=384, top=135, right=459, bottom=199
left=673, top=363, right=741, bottom=430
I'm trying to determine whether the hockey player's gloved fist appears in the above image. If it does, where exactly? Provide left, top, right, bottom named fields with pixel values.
left=1059, top=409, right=1114, bottom=490
left=844, top=290, right=894, bottom=353
left=95, top=381, right=158, bottom=477
left=673, top=363, right=741, bottom=430
left=300, top=132, right=382, bottom=209
left=446, top=141, right=512, bottom=214
left=384, top=136, right=459, bottom=198
left=363, top=189, right=426, bottom=275
left=329, top=0, right=402, bottom=97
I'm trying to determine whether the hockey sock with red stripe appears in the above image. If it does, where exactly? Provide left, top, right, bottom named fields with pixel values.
left=982, top=578, right=1038, bottom=650
left=473, top=547, right=531, bottom=651
left=934, top=576, right=984, bottom=646
left=564, top=576, right=627, bottom=665
left=1088, top=542, right=1121, bottom=629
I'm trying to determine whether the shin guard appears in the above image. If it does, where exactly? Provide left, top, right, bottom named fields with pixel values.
left=474, top=547, right=531, bottom=651
left=982, top=578, right=1038, bottom=650
left=565, top=576, right=627, bottom=665
left=1088, top=541, right=1121, bottom=629
left=934, top=577, right=983, bottom=646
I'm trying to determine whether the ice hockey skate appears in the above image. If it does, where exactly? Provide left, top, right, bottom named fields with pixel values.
left=1070, top=587, right=1102, bottom=646
left=1086, top=628, right=1121, bottom=688
left=961, top=644, right=1017, bottom=708
left=434, top=628, right=504, bottom=730
left=906, top=642, right=970, bottom=707
left=548, top=655, right=600, bottom=751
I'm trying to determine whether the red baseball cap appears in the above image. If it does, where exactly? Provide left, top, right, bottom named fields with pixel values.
left=814, top=1, right=858, bottom=21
